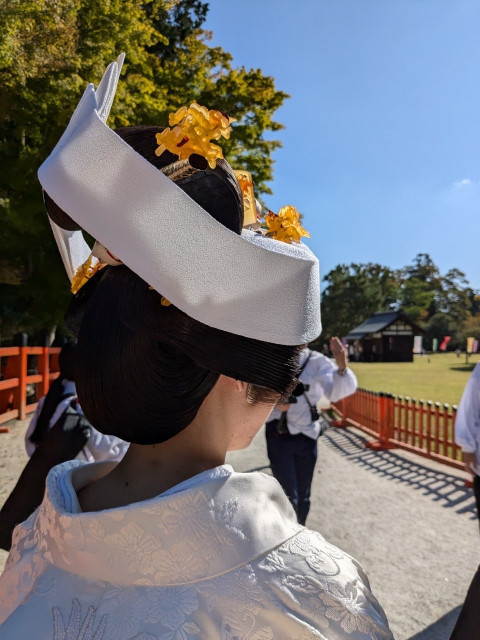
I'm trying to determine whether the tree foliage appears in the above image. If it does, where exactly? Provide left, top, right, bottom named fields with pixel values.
left=318, top=263, right=399, bottom=342
left=0, top=0, right=288, bottom=338
left=318, top=253, right=477, bottom=349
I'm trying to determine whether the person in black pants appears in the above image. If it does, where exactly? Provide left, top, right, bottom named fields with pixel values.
left=266, top=338, right=357, bottom=525
left=266, top=422, right=319, bottom=525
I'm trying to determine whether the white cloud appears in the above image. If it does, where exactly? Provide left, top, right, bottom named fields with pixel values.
left=453, top=178, right=472, bottom=189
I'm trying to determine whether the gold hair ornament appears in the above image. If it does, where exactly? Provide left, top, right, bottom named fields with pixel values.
left=71, top=255, right=107, bottom=295
left=155, top=103, right=235, bottom=169
left=148, top=285, right=171, bottom=306
left=264, top=205, right=311, bottom=244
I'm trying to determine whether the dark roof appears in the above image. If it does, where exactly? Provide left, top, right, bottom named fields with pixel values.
left=345, top=310, right=423, bottom=340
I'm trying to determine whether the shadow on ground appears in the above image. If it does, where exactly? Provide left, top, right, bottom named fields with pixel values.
left=449, top=364, right=477, bottom=372
left=323, top=427, right=477, bottom=518
left=407, top=606, right=461, bottom=640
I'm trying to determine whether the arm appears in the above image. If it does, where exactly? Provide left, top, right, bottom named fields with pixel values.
left=312, top=339, right=358, bottom=403
left=454, top=366, right=480, bottom=473
left=329, top=366, right=358, bottom=403
left=0, top=414, right=90, bottom=551
left=24, top=397, right=45, bottom=457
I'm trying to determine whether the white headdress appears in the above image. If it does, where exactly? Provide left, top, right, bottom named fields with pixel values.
left=38, top=55, right=321, bottom=346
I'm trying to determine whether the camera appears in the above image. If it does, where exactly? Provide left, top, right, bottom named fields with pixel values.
left=287, top=380, right=321, bottom=423
left=287, top=381, right=310, bottom=404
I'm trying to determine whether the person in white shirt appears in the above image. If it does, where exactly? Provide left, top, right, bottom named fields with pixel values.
left=25, top=342, right=129, bottom=464
left=454, top=361, right=480, bottom=524
left=266, top=337, right=357, bottom=524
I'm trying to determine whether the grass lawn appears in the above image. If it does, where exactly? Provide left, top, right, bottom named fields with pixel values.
left=349, top=352, right=480, bottom=406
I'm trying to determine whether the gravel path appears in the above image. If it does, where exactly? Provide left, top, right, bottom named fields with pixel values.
left=1, top=419, right=479, bottom=640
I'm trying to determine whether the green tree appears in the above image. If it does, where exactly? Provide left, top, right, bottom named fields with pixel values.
left=318, top=263, right=400, bottom=341
left=0, top=0, right=288, bottom=338
left=318, top=253, right=477, bottom=349
left=397, top=278, right=435, bottom=324
left=398, top=255, right=474, bottom=347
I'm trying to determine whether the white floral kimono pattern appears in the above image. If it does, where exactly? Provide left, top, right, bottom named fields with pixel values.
left=0, top=461, right=393, bottom=639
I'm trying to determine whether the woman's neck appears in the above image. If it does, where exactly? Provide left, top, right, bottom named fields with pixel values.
left=76, top=375, right=263, bottom=512
left=77, top=421, right=227, bottom=512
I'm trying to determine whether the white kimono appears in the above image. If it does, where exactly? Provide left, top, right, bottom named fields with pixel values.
left=0, top=462, right=393, bottom=640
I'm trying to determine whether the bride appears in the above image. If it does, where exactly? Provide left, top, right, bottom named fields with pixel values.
left=0, top=56, right=393, bottom=640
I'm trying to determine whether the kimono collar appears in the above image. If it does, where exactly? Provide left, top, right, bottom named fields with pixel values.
left=33, top=461, right=301, bottom=587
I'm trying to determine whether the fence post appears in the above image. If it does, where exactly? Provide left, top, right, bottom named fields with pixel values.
left=366, top=392, right=396, bottom=450
left=330, top=397, right=349, bottom=427
left=17, top=347, right=28, bottom=420
left=39, top=347, right=50, bottom=399
left=10, top=334, right=28, bottom=421
left=418, top=399, right=425, bottom=451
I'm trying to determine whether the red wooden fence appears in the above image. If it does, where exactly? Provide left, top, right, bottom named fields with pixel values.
left=0, top=347, right=61, bottom=426
left=333, top=388, right=463, bottom=471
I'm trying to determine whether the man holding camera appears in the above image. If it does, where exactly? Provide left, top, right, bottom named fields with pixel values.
left=266, top=337, right=357, bottom=525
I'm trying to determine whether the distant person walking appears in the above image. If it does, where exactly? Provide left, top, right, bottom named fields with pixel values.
left=266, top=337, right=357, bottom=524
left=455, top=361, right=480, bottom=525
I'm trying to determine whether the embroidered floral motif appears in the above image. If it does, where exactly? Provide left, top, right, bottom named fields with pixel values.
left=281, top=530, right=341, bottom=577
left=321, top=580, right=381, bottom=635
left=200, top=566, right=272, bottom=640
left=159, top=620, right=200, bottom=640
left=98, top=588, right=152, bottom=639
left=258, top=551, right=286, bottom=573
left=104, top=522, right=159, bottom=576
left=145, top=586, right=199, bottom=627
left=156, top=492, right=217, bottom=544
left=282, top=573, right=323, bottom=596
left=53, top=598, right=107, bottom=640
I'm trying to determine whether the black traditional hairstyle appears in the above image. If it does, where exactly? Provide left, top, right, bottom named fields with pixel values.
left=44, top=126, right=303, bottom=444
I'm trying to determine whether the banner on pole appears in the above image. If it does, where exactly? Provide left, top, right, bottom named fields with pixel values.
left=467, top=336, right=475, bottom=354
left=432, top=338, right=438, bottom=352
left=413, top=336, right=423, bottom=354
left=439, top=336, right=451, bottom=351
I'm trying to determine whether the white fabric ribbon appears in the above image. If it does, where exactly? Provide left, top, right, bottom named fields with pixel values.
left=38, top=56, right=321, bottom=345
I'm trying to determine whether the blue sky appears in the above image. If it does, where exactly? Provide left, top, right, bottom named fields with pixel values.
left=205, top=0, right=480, bottom=289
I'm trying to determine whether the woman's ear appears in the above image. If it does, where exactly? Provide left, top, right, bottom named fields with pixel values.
left=233, top=379, right=248, bottom=394
left=217, top=375, right=248, bottom=396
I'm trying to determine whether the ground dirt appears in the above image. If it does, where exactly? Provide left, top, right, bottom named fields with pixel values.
left=1, top=418, right=479, bottom=640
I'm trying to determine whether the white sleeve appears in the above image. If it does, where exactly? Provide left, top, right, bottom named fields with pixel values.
left=311, top=354, right=358, bottom=402
left=329, top=367, right=358, bottom=403
left=84, top=427, right=130, bottom=463
left=455, top=364, right=480, bottom=454
left=24, top=397, right=45, bottom=457
left=49, top=397, right=75, bottom=428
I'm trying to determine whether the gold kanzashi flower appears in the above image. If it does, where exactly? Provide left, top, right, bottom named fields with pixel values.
left=265, top=205, right=311, bottom=244
left=71, top=255, right=106, bottom=295
left=155, top=103, right=235, bottom=169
